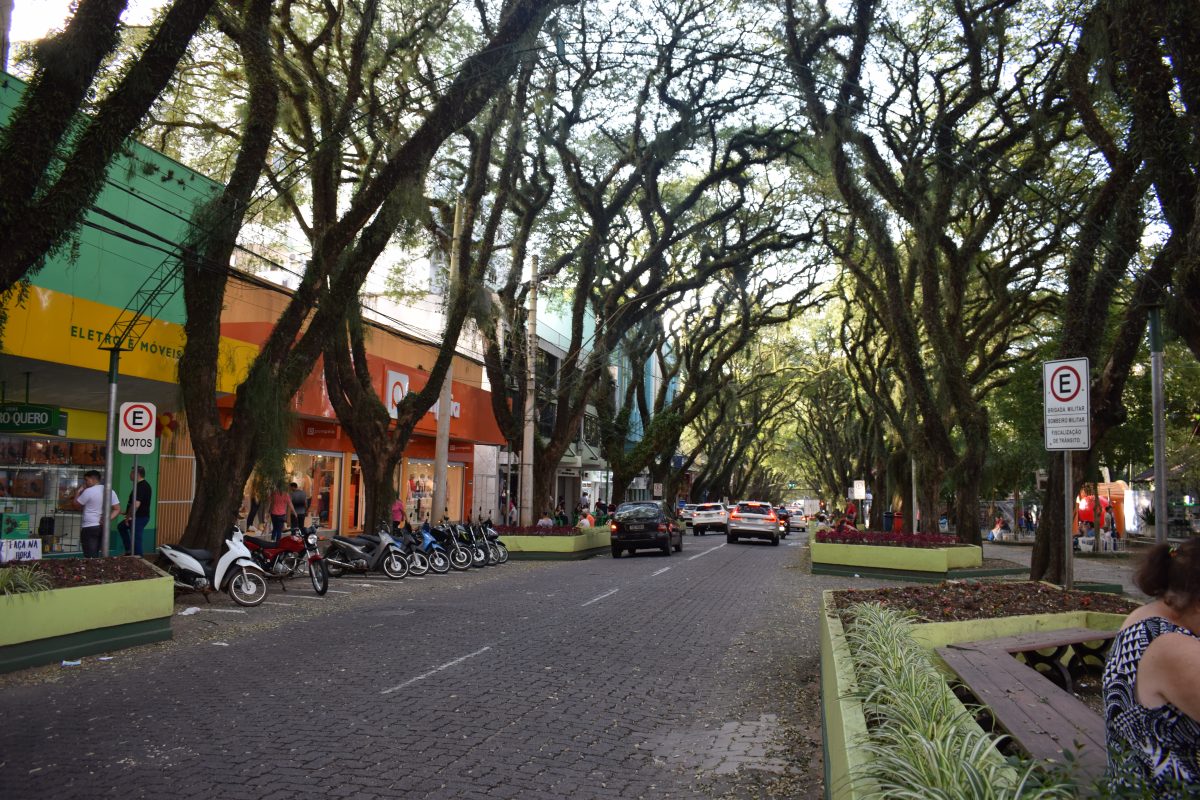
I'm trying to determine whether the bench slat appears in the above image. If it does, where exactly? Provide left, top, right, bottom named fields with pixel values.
left=963, top=627, right=1116, bottom=654
left=937, top=644, right=1108, bottom=778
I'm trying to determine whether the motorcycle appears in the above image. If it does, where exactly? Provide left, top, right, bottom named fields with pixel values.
left=389, top=524, right=430, bottom=577
left=429, top=521, right=473, bottom=571
left=483, top=519, right=509, bottom=564
left=244, top=526, right=329, bottom=596
left=405, top=523, right=450, bottom=574
left=324, top=528, right=409, bottom=579
left=159, top=526, right=269, bottom=607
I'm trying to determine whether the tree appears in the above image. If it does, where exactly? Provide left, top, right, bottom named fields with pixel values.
left=784, top=0, right=1070, bottom=541
left=479, top=0, right=811, bottom=515
left=163, top=0, right=569, bottom=553
left=0, top=0, right=216, bottom=326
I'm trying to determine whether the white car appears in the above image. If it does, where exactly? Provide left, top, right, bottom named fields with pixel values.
left=691, top=502, right=728, bottom=535
left=678, top=504, right=699, bottom=527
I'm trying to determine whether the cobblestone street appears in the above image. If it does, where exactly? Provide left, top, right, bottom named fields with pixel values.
left=1, top=538, right=857, bottom=799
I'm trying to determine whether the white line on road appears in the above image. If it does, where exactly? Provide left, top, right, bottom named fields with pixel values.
left=206, top=608, right=247, bottom=614
left=651, top=567, right=671, bottom=577
left=263, top=601, right=294, bottom=607
left=288, top=594, right=326, bottom=600
left=582, top=588, right=619, bottom=607
left=327, top=589, right=351, bottom=594
left=381, top=646, right=493, bottom=694
left=688, top=543, right=726, bottom=561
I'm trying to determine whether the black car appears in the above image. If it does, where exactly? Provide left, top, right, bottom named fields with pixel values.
left=609, top=501, right=683, bottom=557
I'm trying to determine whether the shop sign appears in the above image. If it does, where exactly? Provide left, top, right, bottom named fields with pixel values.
left=303, top=421, right=339, bottom=438
left=0, top=538, right=43, bottom=563
left=0, top=403, right=65, bottom=434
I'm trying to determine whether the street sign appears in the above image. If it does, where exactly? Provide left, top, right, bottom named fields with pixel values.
left=118, top=402, right=157, bottom=454
left=1043, top=358, right=1090, bottom=450
left=852, top=480, right=866, bottom=500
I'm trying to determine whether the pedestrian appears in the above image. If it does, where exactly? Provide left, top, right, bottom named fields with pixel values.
left=118, top=465, right=152, bottom=555
left=1102, top=539, right=1200, bottom=797
left=391, top=496, right=407, bottom=536
left=289, top=481, right=309, bottom=528
left=268, top=482, right=293, bottom=541
left=537, top=510, right=554, bottom=528
left=74, top=470, right=120, bottom=557
left=507, top=500, right=517, bottom=526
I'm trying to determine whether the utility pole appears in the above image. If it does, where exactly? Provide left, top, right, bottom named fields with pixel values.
left=520, top=256, right=538, bottom=526
left=432, top=197, right=463, bottom=524
left=1149, top=306, right=1168, bottom=544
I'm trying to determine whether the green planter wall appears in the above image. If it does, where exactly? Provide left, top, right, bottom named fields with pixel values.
left=819, top=589, right=1126, bottom=800
left=502, top=527, right=611, bottom=560
left=0, top=565, right=173, bottom=673
left=812, top=542, right=982, bottom=573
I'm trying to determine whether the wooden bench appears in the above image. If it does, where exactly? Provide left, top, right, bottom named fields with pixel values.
left=936, top=628, right=1117, bottom=782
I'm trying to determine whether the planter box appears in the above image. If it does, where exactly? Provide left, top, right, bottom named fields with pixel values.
left=0, top=564, right=173, bottom=673
left=812, top=542, right=990, bottom=582
left=819, top=590, right=1126, bottom=800
left=502, top=527, right=611, bottom=560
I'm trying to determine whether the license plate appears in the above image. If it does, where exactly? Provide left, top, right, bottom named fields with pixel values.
left=626, top=524, right=645, bottom=532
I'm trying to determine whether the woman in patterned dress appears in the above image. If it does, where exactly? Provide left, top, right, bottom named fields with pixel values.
left=1103, top=539, right=1200, bottom=798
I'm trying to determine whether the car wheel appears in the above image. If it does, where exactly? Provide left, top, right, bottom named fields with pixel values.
left=727, top=533, right=737, bottom=544
left=771, top=533, right=780, bottom=546
left=611, top=545, right=622, bottom=558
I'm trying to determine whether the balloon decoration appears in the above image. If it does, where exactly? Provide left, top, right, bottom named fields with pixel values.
left=1077, top=493, right=1110, bottom=523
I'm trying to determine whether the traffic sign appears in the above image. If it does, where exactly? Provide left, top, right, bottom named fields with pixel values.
left=118, top=402, right=157, bottom=454
left=1043, top=358, right=1090, bottom=451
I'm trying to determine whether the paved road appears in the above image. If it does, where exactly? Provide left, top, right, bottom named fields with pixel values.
left=1, top=537, right=842, bottom=799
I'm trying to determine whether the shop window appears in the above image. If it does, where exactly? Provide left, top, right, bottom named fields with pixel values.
left=401, top=458, right=465, bottom=523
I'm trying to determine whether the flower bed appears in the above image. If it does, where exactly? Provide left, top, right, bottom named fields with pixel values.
left=820, top=584, right=1135, bottom=800
left=811, top=539, right=986, bottom=580
left=0, top=557, right=173, bottom=673
left=815, top=529, right=960, bottom=547
left=494, top=525, right=583, bottom=536
left=499, top=526, right=610, bottom=560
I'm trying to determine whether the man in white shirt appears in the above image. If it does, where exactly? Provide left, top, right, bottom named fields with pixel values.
left=75, top=469, right=121, bottom=557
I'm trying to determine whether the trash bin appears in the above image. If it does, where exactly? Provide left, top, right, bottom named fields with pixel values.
left=882, top=511, right=894, bottom=532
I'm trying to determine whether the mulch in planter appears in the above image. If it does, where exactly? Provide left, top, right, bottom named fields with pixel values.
left=26, top=557, right=161, bottom=590
left=831, top=580, right=1138, bottom=625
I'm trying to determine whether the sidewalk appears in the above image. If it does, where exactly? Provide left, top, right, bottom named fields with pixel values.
left=983, top=541, right=1148, bottom=601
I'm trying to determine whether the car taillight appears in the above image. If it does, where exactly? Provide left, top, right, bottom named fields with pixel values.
left=657, top=523, right=667, bottom=532
left=729, top=511, right=741, bottom=520
left=766, top=512, right=777, bottom=522
left=610, top=523, right=618, bottom=532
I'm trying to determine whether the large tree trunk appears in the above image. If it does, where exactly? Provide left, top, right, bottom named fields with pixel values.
left=1031, top=451, right=1079, bottom=584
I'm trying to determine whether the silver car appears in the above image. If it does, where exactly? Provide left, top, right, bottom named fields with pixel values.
left=727, top=500, right=781, bottom=545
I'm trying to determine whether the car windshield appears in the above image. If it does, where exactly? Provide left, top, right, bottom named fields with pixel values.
left=615, top=503, right=661, bottom=521
left=696, top=504, right=723, bottom=512
left=736, top=502, right=772, bottom=515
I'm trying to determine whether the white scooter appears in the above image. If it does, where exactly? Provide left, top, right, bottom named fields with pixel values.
left=159, top=526, right=269, bottom=607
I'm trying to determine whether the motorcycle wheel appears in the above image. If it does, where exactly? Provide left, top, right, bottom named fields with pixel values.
left=228, top=567, right=268, bottom=607
left=408, top=551, right=430, bottom=577
left=309, top=559, right=329, bottom=595
left=325, top=547, right=345, bottom=577
left=495, top=543, right=509, bottom=564
left=428, top=550, right=451, bottom=574
left=381, top=552, right=409, bottom=580
left=471, top=545, right=488, bottom=568
left=449, top=547, right=472, bottom=571
left=485, top=542, right=500, bottom=566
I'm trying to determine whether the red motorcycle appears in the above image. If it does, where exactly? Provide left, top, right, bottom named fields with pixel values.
left=244, top=525, right=329, bottom=596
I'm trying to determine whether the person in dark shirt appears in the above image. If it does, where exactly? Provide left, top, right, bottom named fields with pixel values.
left=118, top=466, right=152, bottom=556
left=289, top=481, right=309, bottom=527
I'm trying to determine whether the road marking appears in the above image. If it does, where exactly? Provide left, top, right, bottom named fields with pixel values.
left=263, top=601, right=294, bottom=607
left=327, top=589, right=351, bottom=594
left=651, top=567, right=671, bottom=577
left=206, top=608, right=247, bottom=614
left=289, top=594, right=326, bottom=600
left=688, top=543, right=726, bottom=561
left=582, top=588, right=619, bottom=607
left=381, top=646, right=493, bottom=694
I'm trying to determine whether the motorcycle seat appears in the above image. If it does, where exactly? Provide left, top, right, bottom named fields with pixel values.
left=171, top=545, right=214, bottom=562
left=244, top=536, right=276, bottom=548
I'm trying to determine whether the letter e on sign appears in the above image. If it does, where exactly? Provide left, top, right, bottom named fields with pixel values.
left=118, top=402, right=157, bottom=454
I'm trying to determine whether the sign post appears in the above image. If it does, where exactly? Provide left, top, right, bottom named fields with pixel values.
left=1043, top=358, right=1090, bottom=590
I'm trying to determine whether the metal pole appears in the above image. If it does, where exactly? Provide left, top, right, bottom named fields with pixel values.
left=432, top=197, right=463, bottom=524
left=520, top=256, right=538, bottom=526
left=1064, top=450, right=1074, bottom=590
left=1149, top=306, right=1168, bottom=544
left=101, top=348, right=120, bottom=556
left=911, top=456, right=917, bottom=534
